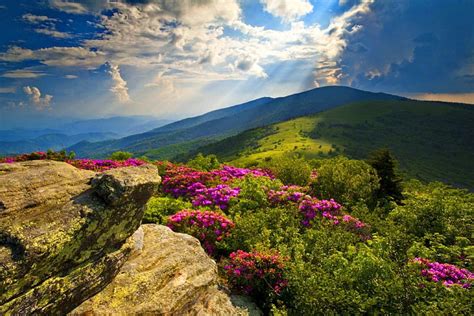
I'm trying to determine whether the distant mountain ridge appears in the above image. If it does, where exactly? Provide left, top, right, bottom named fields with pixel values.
left=70, top=86, right=406, bottom=157
left=0, top=116, right=172, bottom=155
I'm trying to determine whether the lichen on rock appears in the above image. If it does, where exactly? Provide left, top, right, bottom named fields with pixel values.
left=0, top=160, right=161, bottom=315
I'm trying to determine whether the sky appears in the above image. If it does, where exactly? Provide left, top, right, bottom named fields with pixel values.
left=0, top=0, right=473, bottom=128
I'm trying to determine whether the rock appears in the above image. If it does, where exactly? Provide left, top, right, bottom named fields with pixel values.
left=71, top=224, right=247, bottom=316
left=0, top=160, right=161, bottom=315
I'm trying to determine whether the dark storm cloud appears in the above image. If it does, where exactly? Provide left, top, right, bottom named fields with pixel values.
left=340, top=0, right=474, bottom=93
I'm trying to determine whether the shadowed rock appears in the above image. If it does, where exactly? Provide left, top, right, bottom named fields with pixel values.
left=0, top=160, right=161, bottom=315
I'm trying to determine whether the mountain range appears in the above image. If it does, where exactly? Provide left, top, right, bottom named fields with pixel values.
left=69, top=86, right=405, bottom=158
left=0, top=116, right=172, bottom=155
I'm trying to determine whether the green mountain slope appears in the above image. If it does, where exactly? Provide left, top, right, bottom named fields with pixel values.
left=69, top=86, right=404, bottom=158
left=189, top=100, right=474, bottom=189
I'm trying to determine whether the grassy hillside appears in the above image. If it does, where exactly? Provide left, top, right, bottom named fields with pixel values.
left=69, top=86, right=404, bottom=158
left=190, top=100, right=474, bottom=189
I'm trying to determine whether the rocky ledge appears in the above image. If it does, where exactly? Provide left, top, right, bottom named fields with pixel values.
left=0, top=160, right=161, bottom=314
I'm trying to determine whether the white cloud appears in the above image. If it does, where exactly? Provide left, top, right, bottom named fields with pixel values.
left=48, top=0, right=89, bottom=14
left=23, top=86, right=53, bottom=110
left=22, top=14, right=58, bottom=24
left=1, top=0, right=374, bottom=105
left=64, top=74, right=78, bottom=79
left=0, top=87, right=16, bottom=93
left=105, top=62, right=130, bottom=103
left=1, top=69, right=47, bottom=78
left=0, top=46, right=106, bottom=67
left=260, top=0, right=313, bottom=22
left=35, top=28, right=71, bottom=38
left=23, top=13, right=71, bottom=38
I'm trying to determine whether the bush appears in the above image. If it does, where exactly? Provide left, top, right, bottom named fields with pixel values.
left=223, top=250, right=288, bottom=310
left=311, top=156, right=380, bottom=207
left=187, top=153, right=220, bottom=171
left=109, top=151, right=133, bottom=160
left=143, top=197, right=192, bottom=224
left=167, top=209, right=234, bottom=255
left=263, top=156, right=312, bottom=186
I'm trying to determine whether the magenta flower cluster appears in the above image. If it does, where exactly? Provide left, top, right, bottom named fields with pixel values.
left=1, top=151, right=47, bottom=163
left=192, top=184, right=241, bottom=210
left=412, top=258, right=473, bottom=288
left=161, top=163, right=271, bottom=209
left=1, top=151, right=146, bottom=172
left=223, top=250, right=288, bottom=295
left=167, top=209, right=234, bottom=255
left=267, top=185, right=308, bottom=205
left=298, top=197, right=342, bottom=226
left=266, top=185, right=369, bottom=238
left=67, top=158, right=145, bottom=171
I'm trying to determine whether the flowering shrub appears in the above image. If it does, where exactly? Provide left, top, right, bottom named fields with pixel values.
left=210, top=165, right=273, bottom=181
left=298, top=197, right=342, bottom=226
left=412, top=258, right=473, bottom=288
left=0, top=150, right=75, bottom=163
left=223, top=250, right=288, bottom=296
left=67, top=158, right=145, bottom=171
left=167, top=210, right=234, bottom=255
left=1, top=151, right=145, bottom=172
left=267, top=185, right=308, bottom=205
left=192, top=184, right=241, bottom=210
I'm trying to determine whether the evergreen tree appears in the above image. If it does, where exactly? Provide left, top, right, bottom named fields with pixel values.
left=367, top=149, right=404, bottom=204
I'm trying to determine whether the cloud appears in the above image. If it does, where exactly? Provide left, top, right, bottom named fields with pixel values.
left=0, top=87, right=16, bottom=93
left=2, top=0, right=374, bottom=97
left=34, top=28, right=71, bottom=38
left=23, top=86, right=53, bottom=110
left=48, top=0, right=89, bottom=14
left=1, top=69, right=47, bottom=78
left=338, top=0, right=474, bottom=93
left=23, top=13, right=71, bottom=38
left=0, top=46, right=106, bottom=67
left=64, top=74, right=78, bottom=79
left=22, top=14, right=58, bottom=24
left=260, top=0, right=313, bottom=22
left=105, top=62, right=130, bottom=103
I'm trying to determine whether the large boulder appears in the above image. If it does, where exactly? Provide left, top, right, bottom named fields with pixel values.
left=72, top=224, right=247, bottom=316
left=0, top=160, right=161, bottom=315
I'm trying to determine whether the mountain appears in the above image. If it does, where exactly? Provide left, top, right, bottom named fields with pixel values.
left=0, top=132, right=118, bottom=155
left=188, top=100, right=474, bottom=189
left=0, top=116, right=172, bottom=155
left=69, top=86, right=405, bottom=157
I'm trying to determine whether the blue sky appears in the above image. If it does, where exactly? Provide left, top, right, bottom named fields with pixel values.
left=0, top=0, right=473, bottom=128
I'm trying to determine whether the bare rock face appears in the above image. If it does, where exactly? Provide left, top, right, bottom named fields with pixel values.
left=71, top=224, right=247, bottom=316
left=0, top=160, right=161, bottom=315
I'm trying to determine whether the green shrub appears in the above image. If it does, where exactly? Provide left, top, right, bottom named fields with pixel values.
left=187, top=153, right=220, bottom=171
left=109, top=151, right=133, bottom=160
left=263, top=156, right=312, bottom=186
left=311, top=156, right=380, bottom=207
left=143, top=197, right=192, bottom=224
left=227, top=175, right=282, bottom=216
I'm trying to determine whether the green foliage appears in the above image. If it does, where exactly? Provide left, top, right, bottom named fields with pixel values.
left=156, top=159, right=474, bottom=314
left=367, top=148, right=404, bottom=204
left=109, top=151, right=133, bottom=160
left=263, top=156, right=312, bottom=186
left=186, top=153, right=220, bottom=171
left=227, top=175, right=282, bottom=216
left=311, top=156, right=380, bottom=207
left=46, top=149, right=76, bottom=161
left=143, top=197, right=192, bottom=224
